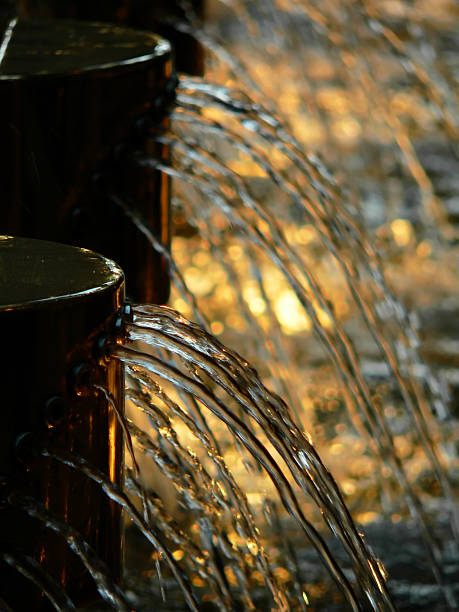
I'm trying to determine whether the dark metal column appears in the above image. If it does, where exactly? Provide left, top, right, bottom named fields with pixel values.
left=17, top=0, right=205, bottom=75
left=0, top=235, right=125, bottom=610
left=0, top=18, right=173, bottom=304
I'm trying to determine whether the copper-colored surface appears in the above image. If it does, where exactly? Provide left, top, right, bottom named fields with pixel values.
left=0, top=236, right=125, bottom=610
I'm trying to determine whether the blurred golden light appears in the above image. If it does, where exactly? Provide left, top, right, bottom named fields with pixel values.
left=224, top=567, right=238, bottom=586
left=296, top=225, right=317, bottom=245
left=317, top=88, right=351, bottom=114
left=273, top=567, right=291, bottom=583
left=251, top=570, right=264, bottom=585
left=225, top=313, right=246, bottom=331
left=202, top=107, right=226, bottom=122
left=172, top=298, right=190, bottom=314
left=274, top=291, right=312, bottom=334
left=172, top=549, right=184, bottom=561
left=279, top=88, right=300, bottom=114
left=228, top=159, right=267, bottom=177
left=243, top=282, right=266, bottom=315
left=342, top=480, right=357, bottom=495
left=294, top=117, right=325, bottom=145
left=185, top=265, right=218, bottom=296
left=391, top=219, right=414, bottom=247
left=357, top=511, right=379, bottom=525
left=228, top=245, right=243, bottom=260
left=192, top=251, right=211, bottom=266
left=210, top=321, right=224, bottom=335
left=332, top=117, right=362, bottom=144
left=317, top=307, right=333, bottom=329
left=417, top=240, right=432, bottom=257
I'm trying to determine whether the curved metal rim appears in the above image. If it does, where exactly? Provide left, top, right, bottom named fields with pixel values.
left=0, top=236, right=125, bottom=312
left=0, top=19, right=172, bottom=81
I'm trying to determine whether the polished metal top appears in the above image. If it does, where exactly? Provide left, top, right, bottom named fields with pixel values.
left=0, top=236, right=124, bottom=310
left=0, top=17, right=170, bottom=78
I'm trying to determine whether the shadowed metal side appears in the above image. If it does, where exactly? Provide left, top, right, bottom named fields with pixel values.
left=17, top=0, right=205, bottom=75
left=0, top=236, right=125, bottom=610
left=0, top=18, right=173, bottom=303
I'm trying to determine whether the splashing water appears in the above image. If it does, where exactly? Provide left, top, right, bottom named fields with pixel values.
left=110, top=72, right=457, bottom=587
left=105, top=1, right=458, bottom=606
left=10, top=298, right=453, bottom=609
left=5, top=0, right=458, bottom=609
left=3, top=305, right=392, bottom=610
left=116, top=304, right=396, bottom=610
left=95, top=1, right=459, bottom=606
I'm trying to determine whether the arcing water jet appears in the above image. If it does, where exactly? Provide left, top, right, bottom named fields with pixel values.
left=1, top=1, right=458, bottom=610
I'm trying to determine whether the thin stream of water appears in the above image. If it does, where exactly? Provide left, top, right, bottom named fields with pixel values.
left=8, top=492, right=131, bottom=611
left=136, top=135, right=452, bottom=527
left=200, top=0, right=457, bottom=233
left=92, top=383, right=154, bottom=529
left=126, top=309, right=395, bottom=607
left=105, top=93, right=457, bottom=605
left=37, top=450, right=200, bottom=612
left=113, top=191, right=455, bottom=605
left=116, top=344, right=363, bottom=609
left=106, top=69, right=457, bottom=604
left=123, top=436, right=254, bottom=610
left=4, top=2, right=457, bottom=609
left=125, top=382, right=287, bottom=610
left=167, top=124, right=456, bottom=519
left=157, top=110, right=449, bottom=439
left=160, top=81, right=455, bottom=498
left=275, top=0, right=455, bottom=234
left=172, top=79, right=451, bottom=376
left=6, top=351, right=350, bottom=612
left=110, top=307, right=402, bottom=611
left=1, top=549, right=76, bottom=611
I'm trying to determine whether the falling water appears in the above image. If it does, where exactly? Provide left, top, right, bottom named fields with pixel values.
left=7, top=297, right=456, bottom=608
left=4, top=0, right=458, bottom=609
left=117, top=304, right=396, bottom=609
left=105, top=0, right=458, bottom=606
left=6, top=305, right=395, bottom=610
left=115, top=72, right=457, bottom=578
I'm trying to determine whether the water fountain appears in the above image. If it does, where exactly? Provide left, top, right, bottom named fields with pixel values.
left=0, top=234, right=395, bottom=610
left=1, top=0, right=458, bottom=610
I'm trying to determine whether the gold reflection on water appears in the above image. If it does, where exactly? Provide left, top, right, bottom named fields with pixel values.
left=127, top=2, right=458, bottom=608
left=108, top=407, right=118, bottom=485
left=165, top=0, right=459, bottom=536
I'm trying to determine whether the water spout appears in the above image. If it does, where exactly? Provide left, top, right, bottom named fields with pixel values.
left=1, top=1, right=458, bottom=609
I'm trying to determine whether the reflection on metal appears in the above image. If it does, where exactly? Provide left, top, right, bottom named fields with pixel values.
left=0, top=18, right=173, bottom=303
left=18, top=0, right=205, bottom=75
left=0, top=17, right=16, bottom=66
left=0, top=236, right=125, bottom=610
